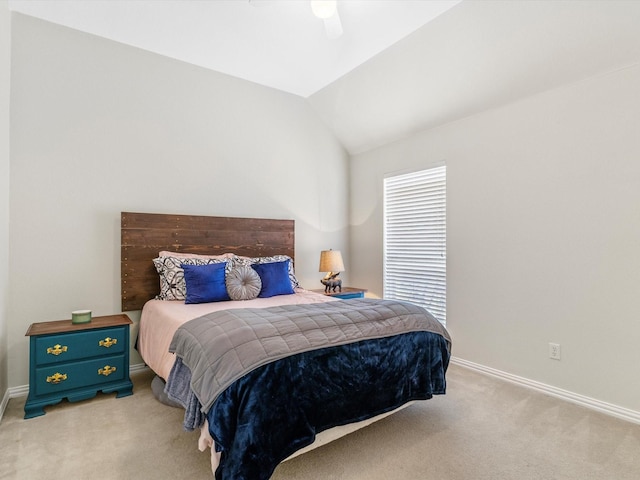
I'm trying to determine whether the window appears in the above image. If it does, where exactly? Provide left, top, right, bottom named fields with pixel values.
left=383, top=165, right=446, bottom=324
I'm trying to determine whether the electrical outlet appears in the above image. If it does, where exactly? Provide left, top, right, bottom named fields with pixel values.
left=549, top=343, right=561, bottom=360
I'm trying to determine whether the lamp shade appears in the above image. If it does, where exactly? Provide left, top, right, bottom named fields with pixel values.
left=319, top=250, right=345, bottom=273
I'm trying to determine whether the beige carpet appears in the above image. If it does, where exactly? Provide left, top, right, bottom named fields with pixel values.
left=1, top=365, right=639, bottom=479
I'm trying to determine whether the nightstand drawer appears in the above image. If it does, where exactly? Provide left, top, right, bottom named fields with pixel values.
left=34, top=354, right=127, bottom=396
left=34, top=327, right=126, bottom=365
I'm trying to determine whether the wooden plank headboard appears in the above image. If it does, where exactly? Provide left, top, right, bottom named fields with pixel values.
left=121, top=212, right=295, bottom=312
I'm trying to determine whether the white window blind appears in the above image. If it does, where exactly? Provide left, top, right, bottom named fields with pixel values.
left=384, top=165, right=446, bottom=324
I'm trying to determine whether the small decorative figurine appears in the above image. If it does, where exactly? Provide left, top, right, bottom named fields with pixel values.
left=321, top=272, right=342, bottom=293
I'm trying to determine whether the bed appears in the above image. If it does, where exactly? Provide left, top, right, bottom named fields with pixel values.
left=122, top=212, right=451, bottom=480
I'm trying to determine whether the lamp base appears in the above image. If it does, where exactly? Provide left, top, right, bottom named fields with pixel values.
left=320, top=273, right=342, bottom=293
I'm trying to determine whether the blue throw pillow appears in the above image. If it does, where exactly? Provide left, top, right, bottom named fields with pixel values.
left=251, top=260, right=295, bottom=298
left=182, top=262, right=230, bottom=304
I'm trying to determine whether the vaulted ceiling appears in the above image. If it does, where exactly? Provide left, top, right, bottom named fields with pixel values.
left=9, top=0, right=463, bottom=97
left=9, top=0, right=640, bottom=155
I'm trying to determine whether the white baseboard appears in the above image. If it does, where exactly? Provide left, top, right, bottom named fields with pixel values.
left=0, top=363, right=149, bottom=423
left=451, top=356, right=640, bottom=425
left=0, top=387, right=10, bottom=424
left=6, top=383, right=29, bottom=399
left=130, top=363, right=150, bottom=374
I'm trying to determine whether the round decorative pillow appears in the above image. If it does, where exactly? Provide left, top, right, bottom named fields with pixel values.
left=225, top=266, right=262, bottom=301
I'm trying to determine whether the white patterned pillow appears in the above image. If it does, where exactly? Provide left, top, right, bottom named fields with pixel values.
left=232, top=255, right=300, bottom=289
left=153, top=256, right=231, bottom=301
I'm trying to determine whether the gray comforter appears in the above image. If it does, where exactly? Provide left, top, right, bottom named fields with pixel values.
left=169, top=298, right=451, bottom=413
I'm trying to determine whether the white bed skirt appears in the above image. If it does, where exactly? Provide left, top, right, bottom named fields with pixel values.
left=199, top=401, right=415, bottom=477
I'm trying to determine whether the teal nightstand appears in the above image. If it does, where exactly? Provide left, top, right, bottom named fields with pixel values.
left=24, top=314, right=134, bottom=419
left=312, top=287, right=367, bottom=300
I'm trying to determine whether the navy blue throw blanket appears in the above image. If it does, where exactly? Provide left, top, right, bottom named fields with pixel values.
left=208, top=330, right=450, bottom=480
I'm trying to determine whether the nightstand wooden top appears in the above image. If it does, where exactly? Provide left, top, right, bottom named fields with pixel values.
left=25, top=314, right=132, bottom=337
left=311, top=287, right=368, bottom=297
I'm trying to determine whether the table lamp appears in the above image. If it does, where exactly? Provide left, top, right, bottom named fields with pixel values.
left=319, top=249, right=345, bottom=292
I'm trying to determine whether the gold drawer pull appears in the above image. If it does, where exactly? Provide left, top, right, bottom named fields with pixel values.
left=98, top=365, right=116, bottom=376
left=46, top=344, right=68, bottom=356
left=46, top=372, right=67, bottom=384
left=99, top=337, right=117, bottom=348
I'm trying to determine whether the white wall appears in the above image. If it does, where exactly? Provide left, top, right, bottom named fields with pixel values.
left=350, top=64, right=640, bottom=412
left=8, top=14, right=349, bottom=388
left=0, top=1, right=11, bottom=398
